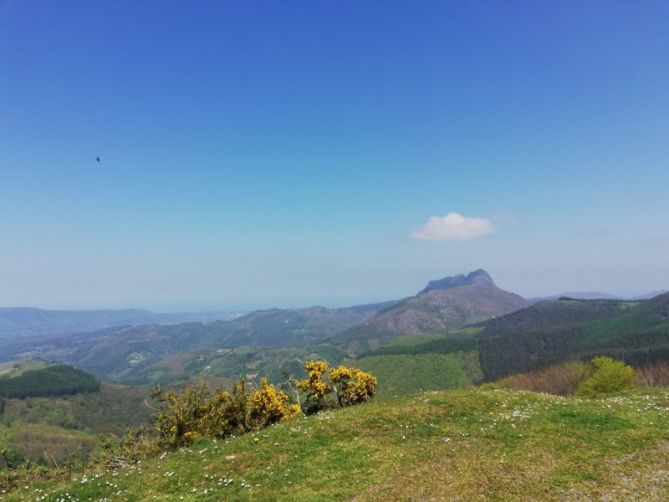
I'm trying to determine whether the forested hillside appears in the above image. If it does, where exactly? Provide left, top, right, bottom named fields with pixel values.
left=478, top=293, right=669, bottom=380
left=0, top=363, right=100, bottom=398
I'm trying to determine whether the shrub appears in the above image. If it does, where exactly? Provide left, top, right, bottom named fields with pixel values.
left=635, top=361, right=669, bottom=386
left=151, top=361, right=376, bottom=450
left=103, top=426, right=160, bottom=467
left=296, top=361, right=334, bottom=413
left=0, top=449, right=22, bottom=469
left=297, top=361, right=377, bottom=413
left=577, top=356, right=636, bottom=398
left=153, top=377, right=301, bottom=449
left=202, top=378, right=249, bottom=438
left=247, top=379, right=301, bottom=430
left=496, top=361, right=592, bottom=396
left=153, top=384, right=212, bottom=448
left=330, top=366, right=377, bottom=406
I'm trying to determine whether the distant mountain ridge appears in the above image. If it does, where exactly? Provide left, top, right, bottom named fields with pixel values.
left=0, top=300, right=398, bottom=381
left=528, top=290, right=669, bottom=302
left=0, top=307, right=242, bottom=340
left=528, top=292, right=619, bottom=302
left=333, top=269, right=529, bottom=355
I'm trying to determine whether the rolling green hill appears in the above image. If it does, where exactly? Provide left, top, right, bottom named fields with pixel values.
left=7, top=386, right=669, bottom=500
left=478, top=293, right=669, bottom=380
left=346, top=332, right=483, bottom=396
left=0, top=363, right=100, bottom=399
left=354, top=352, right=482, bottom=396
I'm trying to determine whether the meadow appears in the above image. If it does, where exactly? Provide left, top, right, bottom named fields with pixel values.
left=4, top=386, right=668, bottom=501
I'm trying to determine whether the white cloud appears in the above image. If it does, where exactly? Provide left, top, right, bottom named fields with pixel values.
left=412, top=212, right=494, bottom=242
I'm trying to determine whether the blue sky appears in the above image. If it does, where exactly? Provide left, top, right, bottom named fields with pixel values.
left=1, top=1, right=668, bottom=310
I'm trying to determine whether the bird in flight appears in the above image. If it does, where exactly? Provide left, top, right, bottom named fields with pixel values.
left=96, top=156, right=100, bottom=162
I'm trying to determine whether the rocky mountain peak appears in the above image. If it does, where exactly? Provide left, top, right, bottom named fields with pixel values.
left=418, top=269, right=493, bottom=295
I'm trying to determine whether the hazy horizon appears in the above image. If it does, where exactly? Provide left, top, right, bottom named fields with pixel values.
left=0, top=268, right=666, bottom=314
left=2, top=2, right=668, bottom=311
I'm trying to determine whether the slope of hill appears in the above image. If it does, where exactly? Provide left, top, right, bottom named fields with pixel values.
left=0, top=365, right=153, bottom=467
left=117, top=343, right=346, bottom=386
left=0, top=301, right=396, bottom=382
left=0, top=362, right=100, bottom=398
left=478, top=293, right=669, bottom=380
left=0, top=307, right=240, bottom=340
left=354, top=352, right=482, bottom=396
left=1, top=382, right=152, bottom=436
left=334, top=270, right=528, bottom=355
left=347, top=332, right=483, bottom=396
left=8, top=386, right=669, bottom=500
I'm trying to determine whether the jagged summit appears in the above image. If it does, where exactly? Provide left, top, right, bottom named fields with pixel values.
left=419, top=269, right=493, bottom=295
left=334, top=269, right=528, bottom=354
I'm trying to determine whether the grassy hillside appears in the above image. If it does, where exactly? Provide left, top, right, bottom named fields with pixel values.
left=363, top=331, right=480, bottom=357
left=6, top=386, right=669, bottom=500
left=354, top=352, right=482, bottom=396
left=478, top=293, right=669, bottom=380
left=345, top=332, right=482, bottom=396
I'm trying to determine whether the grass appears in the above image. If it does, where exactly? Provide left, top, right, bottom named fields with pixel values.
left=363, top=333, right=478, bottom=358
left=5, top=386, right=669, bottom=501
left=353, top=351, right=482, bottom=396
left=373, top=333, right=443, bottom=348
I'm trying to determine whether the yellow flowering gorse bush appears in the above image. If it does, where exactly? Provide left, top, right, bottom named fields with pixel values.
left=297, top=361, right=332, bottom=400
left=247, top=378, right=301, bottom=429
left=152, top=360, right=376, bottom=449
left=330, top=365, right=378, bottom=406
left=297, top=360, right=377, bottom=412
left=154, top=377, right=300, bottom=449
